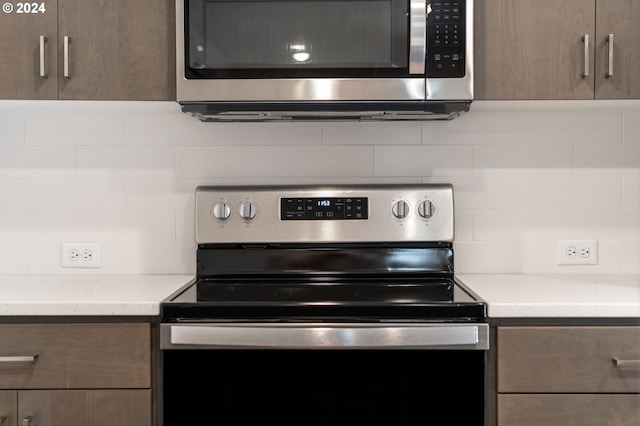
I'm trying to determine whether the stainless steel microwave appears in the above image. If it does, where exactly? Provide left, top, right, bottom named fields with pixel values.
left=176, top=0, right=474, bottom=121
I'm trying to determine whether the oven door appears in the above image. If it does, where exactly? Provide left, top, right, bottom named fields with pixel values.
left=160, top=323, right=489, bottom=425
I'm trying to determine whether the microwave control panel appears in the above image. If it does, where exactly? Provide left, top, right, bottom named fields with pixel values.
left=426, top=0, right=466, bottom=78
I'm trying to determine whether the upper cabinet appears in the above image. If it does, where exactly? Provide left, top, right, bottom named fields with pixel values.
left=474, top=0, right=640, bottom=100
left=0, top=0, right=175, bottom=100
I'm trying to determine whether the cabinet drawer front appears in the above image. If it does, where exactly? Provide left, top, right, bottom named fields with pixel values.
left=499, top=394, right=640, bottom=426
left=498, top=326, right=640, bottom=393
left=0, top=323, right=150, bottom=389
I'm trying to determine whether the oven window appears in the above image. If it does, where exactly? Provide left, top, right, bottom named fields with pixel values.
left=186, top=0, right=410, bottom=78
left=163, top=349, right=485, bottom=425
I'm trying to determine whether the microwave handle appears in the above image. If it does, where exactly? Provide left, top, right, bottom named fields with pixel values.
left=409, top=0, right=426, bottom=74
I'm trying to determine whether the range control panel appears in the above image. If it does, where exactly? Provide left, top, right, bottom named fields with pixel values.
left=426, top=0, right=466, bottom=78
left=195, top=184, right=454, bottom=244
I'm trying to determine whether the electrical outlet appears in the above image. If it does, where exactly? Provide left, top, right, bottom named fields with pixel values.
left=557, top=240, right=598, bottom=265
left=61, top=242, right=101, bottom=268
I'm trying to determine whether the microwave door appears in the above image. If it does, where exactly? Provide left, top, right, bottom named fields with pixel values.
left=409, top=0, right=426, bottom=74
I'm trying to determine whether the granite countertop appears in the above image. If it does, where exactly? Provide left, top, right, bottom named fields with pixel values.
left=0, top=273, right=639, bottom=318
left=458, top=273, right=640, bottom=318
left=0, top=274, right=193, bottom=316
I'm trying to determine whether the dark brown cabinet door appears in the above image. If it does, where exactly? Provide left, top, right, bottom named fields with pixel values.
left=595, top=0, right=640, bottom=98
left=0, top=1, right=58, bottom=99
left=0, top=391, right=17, bottom=426
left=18, top=390, right=151, bottom=426
left=58, top=0, right=175, bottom=100
left=474, top=0, right=595, bottom=100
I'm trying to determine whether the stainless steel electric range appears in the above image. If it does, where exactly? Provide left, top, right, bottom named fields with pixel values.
left=160, top=184, right=488, bottom=426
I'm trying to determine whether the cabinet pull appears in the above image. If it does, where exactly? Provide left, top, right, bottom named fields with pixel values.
left=23, top=416, right=33, bottom=426
left=0, top=355, right=38, bottom=363
left=606, top=33, right=614, bottom=77
left=39, top=35, right=48, bottom=78
left=0, top=415, right=6, bottom=426
left=613, top=357, right=640, bottom=368
left=63, top=36, right=71, bottom=78
left=582, top=34, right=589, bottom=78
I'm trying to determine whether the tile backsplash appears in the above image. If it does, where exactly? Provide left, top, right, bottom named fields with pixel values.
left=0, top=100, right=638, bottom=274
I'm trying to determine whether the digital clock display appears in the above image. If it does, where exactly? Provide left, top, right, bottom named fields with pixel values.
left=281, top=197, right=368, bottom=220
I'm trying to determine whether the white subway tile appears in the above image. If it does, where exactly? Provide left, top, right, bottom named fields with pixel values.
left=0, top=243, right=27, bottom=273
left=0, top=147, right=76, bottom=178
left=77, top=210, right=176, bottom=242
left=473, top=145, right=573, bottom=176
left=575, top=208, right=640, bottom=241
left=473, top=209, right=573, bottom=241
left=224, top=122, right=321, bottom=145
left=0, top=211, right=77, bottom=242
left=176, top=210, right=195, bottom=242
left=454, top=209, right=473, bottom=241
left=176, top=146, right=274, bottom=177
left=422, top=110, right=523, bottom=145
left=575, top=144, right=640, bottom=175
left=125, top=178, right=200, bottom=210
left=424, top=176, right=521, bottom=208
left=520, top=241, right=623, bottom=273
left=521, top=111, right=622, bottom=144
left=26, top=113, right=123, bottom=146
left=124, top=113, right=222, bottom=146
left=25, top=242, right=127, bottom=274
left=275, top=146, right=373, bottom=177
left=522, top=176, right=623, bottom=209
left=624, top=110, right=640, bottom=144
left=375, top=145, right=472, bottom=176
left=78, top=147, right=175, bottom=178
left=623, top=176, right=640, bottom=208
left=27, top=179, right=125, bottom=210
left=125, top=242, right=196, bottom=274
left=0, top=179, right=27, bottom=209
left=0, top=114, right=25, bottom=145
left=623, top=241, right=640, bottom=273
left=323, top=122, right=420, bottom=145
left=453, top=241, right=523, bottom=273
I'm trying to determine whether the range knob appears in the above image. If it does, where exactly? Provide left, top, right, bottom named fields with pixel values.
left=418, top=200, right=435, bottom=219
left=392, top=200, right=409, bottom=219
left=212, top=201, right=231, bottom=221
left=239, top=201, right=257, bottom=221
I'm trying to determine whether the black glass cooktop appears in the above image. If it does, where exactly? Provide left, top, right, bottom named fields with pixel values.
left=161, top=276, right=486, bottom=323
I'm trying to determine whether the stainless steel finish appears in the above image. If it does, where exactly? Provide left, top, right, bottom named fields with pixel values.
left=408, top=0, right=426, bottom=75
left=238, top=201, right=257, bottom=221
left=39, top=35, right=47, bottom=78
left=195, top=184, right=454, bottom=244
left=613, top=357, right=640, bottom=368
left=606, top=33, right=614, bottom=77
left=391, top=200, right=409, bottom=219
left=211, top=201, right=231, bottom=221
left=162, top=323, right=489, bottom=350
left=22, top=417, right=32, bottom=426
left=582, top=34, right=590, bottom=78
left=175, top=0, right=474, bottom=105
left=418, top=199, right=434, bottom=219
left=0, top=355, right=38, bottom=363
left=63, top=36, right=71, bottom=78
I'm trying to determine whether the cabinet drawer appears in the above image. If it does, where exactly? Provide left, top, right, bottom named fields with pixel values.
left=498, top=326, right=640, bottom=393
left=0, top=323, right=150, bottom=389
left=498, top=394, right=640, bottom=426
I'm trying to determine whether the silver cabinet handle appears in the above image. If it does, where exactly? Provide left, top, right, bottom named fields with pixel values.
left=606, top=33, right=614, bottom=77
left=408, top=0, right=426, bottom=74
left=23, top=416, right=33, bottom=426
left=63, top=36, right=71, bottom=78
left=39, top=35, right=48, bottom=78
left=613, top=357, right=640, bottom=368
left=582, top=34, right=589, bottom=77
left=0, top=355, right=38, bottom=363
left=0, top=415, right=6, bottom=426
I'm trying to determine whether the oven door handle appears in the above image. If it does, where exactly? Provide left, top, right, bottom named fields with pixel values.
left=163, top=324, right=489, bottom=350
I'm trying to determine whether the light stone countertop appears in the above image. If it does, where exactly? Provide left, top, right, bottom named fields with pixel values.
left=457, top=273, right=640, bottom=318
left=0, top=274, right=193, bottom=316
left=0, top=273, right=638, bottom=318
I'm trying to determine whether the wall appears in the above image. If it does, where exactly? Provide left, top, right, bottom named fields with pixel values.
left=0, top=100, right=638, bottom=274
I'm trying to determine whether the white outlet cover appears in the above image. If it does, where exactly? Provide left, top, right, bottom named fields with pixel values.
left=61, top=242, right=101, bottom=268
left=557, top=240, right=598, bottom=265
